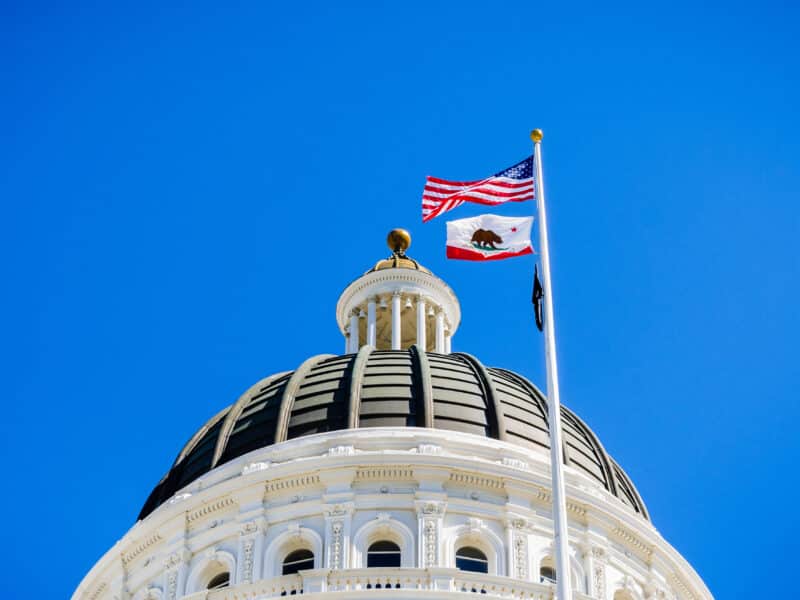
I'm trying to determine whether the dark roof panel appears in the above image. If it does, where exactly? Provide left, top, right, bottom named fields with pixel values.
left=138, top=348, right=649, bottom=522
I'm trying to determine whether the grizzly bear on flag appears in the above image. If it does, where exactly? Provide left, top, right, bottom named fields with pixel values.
left=471, top=229, right=503, bottom=249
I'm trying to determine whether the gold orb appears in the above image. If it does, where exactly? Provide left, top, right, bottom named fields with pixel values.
left=530, top=128, right=544, bottom=142
left=387, top=228, right=411, bottom=254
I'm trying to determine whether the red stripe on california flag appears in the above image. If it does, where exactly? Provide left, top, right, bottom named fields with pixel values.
left=446, top=245, right=534, bottom=261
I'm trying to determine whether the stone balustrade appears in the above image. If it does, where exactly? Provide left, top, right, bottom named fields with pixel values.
left=182, top=568, right=558, bottom=599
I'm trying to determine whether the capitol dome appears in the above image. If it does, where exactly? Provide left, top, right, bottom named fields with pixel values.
left=73, top=230, right=711, bottom=600
left=139, top=349, right=648, bottom=521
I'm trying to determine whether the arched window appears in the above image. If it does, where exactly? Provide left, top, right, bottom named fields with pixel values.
left=540, top=557, right=557, bottom=584
left=282, top=549, right=315, bottom=575
left=455, top=546, right=489, bottom=573
left=207, top=572, right=230, bottom=590
left=367, top=541, right=401, bottom=567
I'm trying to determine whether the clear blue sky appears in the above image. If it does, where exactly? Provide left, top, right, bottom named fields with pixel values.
left=2, top=2, right=798, bottom=598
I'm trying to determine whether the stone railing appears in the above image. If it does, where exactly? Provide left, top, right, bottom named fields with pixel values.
left=182, top=568, right=562, bottom=599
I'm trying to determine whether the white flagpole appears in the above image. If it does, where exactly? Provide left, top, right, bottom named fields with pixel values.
left=531, top=129, right=572, bottom=600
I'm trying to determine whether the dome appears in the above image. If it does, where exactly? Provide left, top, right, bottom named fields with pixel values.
left=139, top=347, right=648, bottom=521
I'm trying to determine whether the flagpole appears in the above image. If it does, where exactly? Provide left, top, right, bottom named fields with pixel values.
left=531, top=129, right=573, bottom=600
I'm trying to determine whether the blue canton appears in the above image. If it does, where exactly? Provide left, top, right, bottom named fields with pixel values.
left=493, top=156, right=533, bottom=179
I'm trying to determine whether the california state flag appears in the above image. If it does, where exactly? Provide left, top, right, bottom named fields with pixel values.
left=446, top=214, right=535, bottom=261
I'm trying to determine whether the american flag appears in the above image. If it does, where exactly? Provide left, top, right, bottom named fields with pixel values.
left=422, top=156, right=535, bottom=222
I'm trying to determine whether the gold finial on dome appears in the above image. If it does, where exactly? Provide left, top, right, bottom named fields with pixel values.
left=387, top=228, right=411, bottom=256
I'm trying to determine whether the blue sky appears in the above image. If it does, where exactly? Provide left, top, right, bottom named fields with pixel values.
left=2, top=1, right=798, bottom=597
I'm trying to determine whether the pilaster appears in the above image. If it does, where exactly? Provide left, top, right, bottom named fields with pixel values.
left=235, top=485, right=267, bottom=585
left=323, top=502, right=355, bottom=570
left=414, top=499, right=446, bottom=568
left=504, top=514, right=530, bottom=580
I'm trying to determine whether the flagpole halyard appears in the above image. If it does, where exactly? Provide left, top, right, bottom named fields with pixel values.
left=531, top=129, right=573, bottom=600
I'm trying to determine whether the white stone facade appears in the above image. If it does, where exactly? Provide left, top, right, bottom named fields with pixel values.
left=73, top=428, right=712, bottom=600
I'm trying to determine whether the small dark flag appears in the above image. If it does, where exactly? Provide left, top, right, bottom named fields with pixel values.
left=532, top=264, right=544, bottom=332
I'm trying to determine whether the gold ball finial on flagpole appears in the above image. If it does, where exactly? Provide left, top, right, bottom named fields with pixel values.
left=530, top=129, right=544, bottom=143
left=387, top=228, right=411, bottom=255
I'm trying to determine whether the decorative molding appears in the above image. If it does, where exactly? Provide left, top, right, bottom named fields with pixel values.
left=594, top=563, right=606, bottom=597
left=501, top=457, right=529, bottom=470
left=122, top=532, right=163, bottom=565
left=449, top=471, right=504, bottom=490
left=356, top=467, right=414, bottom=480
left=416, top=500, right=446, bottom=516
left=328, top=445, right=355, bottom=457
left=531, top=485, right=587, bottom=519
left=241, top=538, right=255, bottom=584
left=422, top=519, right=437, bottom=567
left=187, top=496, right=236, bottom=522
left=330, top=520, right=344, bottom=569
left=242, top=461, right=270, bottom=475
left=612, top=525, right=655, bottom=562
left=417, top=443, right=442, bottom=455
left=513, top=532, right=528, bottom=579
left=240, top=521, right=260, bottom=535
left=167, top=493, right=191, bottom=505
left=265, top=474, right=320, bottom=493
left=670, top=572, right=697, bottom=600
left=166, top=571, right=177, bottom=600
left=324, top=502, right=354, bottom=518
left=163, top=553, right=180, bottom=569
left=87, top=582, right=107, bottom=600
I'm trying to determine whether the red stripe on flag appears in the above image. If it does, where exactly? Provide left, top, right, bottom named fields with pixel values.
left=425, top=176, right=533, bottom=190
left=446, top=245, right=534, bottom=261
left=423, top=187, right=533, bottom=199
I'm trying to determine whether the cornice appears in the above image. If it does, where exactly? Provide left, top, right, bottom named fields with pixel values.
left=122, top=533, right=163, bottom=566
left=611, top=523, right=655, bottom=564
left=266, top=473, right=321, bottom=494
left=186, top=496, right=236, bottom=523
left=448, top=471, right=504, bottom=491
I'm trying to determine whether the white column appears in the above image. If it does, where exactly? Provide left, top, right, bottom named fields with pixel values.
left=349, top=311, right=359, bottom=353
left=391, top=291, right=401, bottom=350
left=367, top=297, right=377, bottom=346
left=416, top=296, right=427, bottom=349
left=445, top=333, right=451, bottom=354
left=434, top=311, right=445, bottom=352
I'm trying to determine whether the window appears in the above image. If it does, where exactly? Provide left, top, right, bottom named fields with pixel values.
left=455, top=546, right=488, bottom=573
left=540, top=565, right=557, bottom=584
left=367, top=540, right=401, bottom=567
left=207, top=573, right=230, bottom=590
left=282, top=549, right=315, bottom=575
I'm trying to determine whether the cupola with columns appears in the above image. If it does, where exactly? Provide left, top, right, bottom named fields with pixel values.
left=336, top=229, right=460, bottom=354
